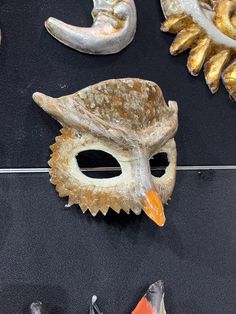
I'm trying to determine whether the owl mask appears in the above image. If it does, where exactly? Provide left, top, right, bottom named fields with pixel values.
left=33, top=78, right=178, bottom=227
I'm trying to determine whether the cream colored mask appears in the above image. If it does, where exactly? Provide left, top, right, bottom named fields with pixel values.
left=33, top=78, right=178, bottom=227
left=161, top=0, right=236, bottom=100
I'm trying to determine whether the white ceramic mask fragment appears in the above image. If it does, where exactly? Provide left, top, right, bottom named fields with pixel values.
left=161, top=0, right=236, bottom=101
left=33, top=78, right=178, bottom=227
left=45, top=0, right=137, bottom=55
left=30, top=280, right=166, bottom=313
left=30, top=302, right=48, bottom=314
left=132, top=281, right=166, bottom=314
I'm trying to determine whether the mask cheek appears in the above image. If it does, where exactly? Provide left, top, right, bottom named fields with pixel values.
left=49, top=130, right=137, bottom=216
left=150, top=138, right=177, bottom=204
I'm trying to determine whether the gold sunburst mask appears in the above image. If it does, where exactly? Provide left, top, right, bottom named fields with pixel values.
left=33, top=78, right=178, bottom=227
left=161, top=0, right=236, bottom=100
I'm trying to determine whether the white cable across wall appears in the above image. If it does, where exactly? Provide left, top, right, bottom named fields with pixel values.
left=0, top=165, right=236, bottom=174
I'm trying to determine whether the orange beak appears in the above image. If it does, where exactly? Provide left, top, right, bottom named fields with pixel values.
left=143, top=189, right=166, bottom=227
left=132, top=297, right=156, bottom=314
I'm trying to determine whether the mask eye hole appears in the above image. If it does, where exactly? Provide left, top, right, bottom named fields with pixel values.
left=149, top=153, right=169, bottom=177
left=76, top=150, right=122, bottom=179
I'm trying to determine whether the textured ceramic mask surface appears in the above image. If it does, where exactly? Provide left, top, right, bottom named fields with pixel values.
left=30, top=302, right=49, bottom=314
left=33, top=78, right=178, bottom=227
left=132, top=281, right=166, bottom=314
left=45, top=0, right=137, bottom=55
left=161, top=0, right=236, bottom=100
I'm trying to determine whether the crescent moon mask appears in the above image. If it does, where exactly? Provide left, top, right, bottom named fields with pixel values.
left=161, top=0, right=236, bottom=100
left=45, top=0, right=137, bottom=54
left=33, top=78, right=178, bottom=227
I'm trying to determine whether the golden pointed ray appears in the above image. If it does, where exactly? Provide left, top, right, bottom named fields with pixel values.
left=170, top=24, right=203, bottom=55
left=187, top=36, right=212, bottom=76
left=204, top=49, right=231, bottom=93
left=223, top=61, right=236, bottom=101
left=161, top=14, right=193, bottom=34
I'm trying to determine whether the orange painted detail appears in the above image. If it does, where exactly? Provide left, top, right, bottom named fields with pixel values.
left=143, top=189, right=166, bottom=227
left=132, top=297, right=155, bottom=314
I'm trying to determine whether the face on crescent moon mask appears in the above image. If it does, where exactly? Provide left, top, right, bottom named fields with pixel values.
left=44, top=0, right=137, bottom=55
left=33, top=78, right=178, bottom=227
left=30, top=280, right=166, bottom=314
left=160, top=0, right=236, bottom=101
